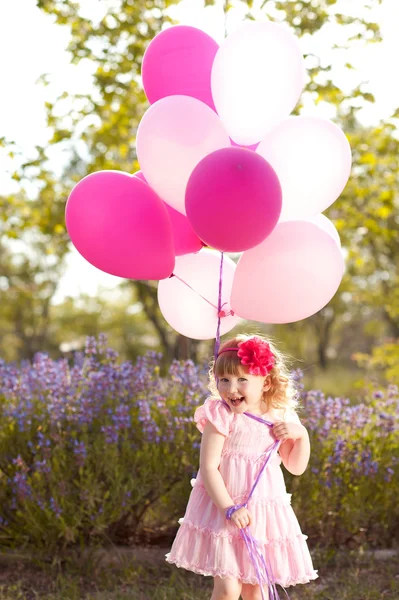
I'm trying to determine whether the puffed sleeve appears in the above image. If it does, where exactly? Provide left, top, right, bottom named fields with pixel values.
left=274, top=407, right=302, bottom=424
left=194, top=397, right=233, bottom=436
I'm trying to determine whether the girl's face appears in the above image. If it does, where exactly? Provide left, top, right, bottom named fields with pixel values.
left=217, top=367, right=271, bottom=415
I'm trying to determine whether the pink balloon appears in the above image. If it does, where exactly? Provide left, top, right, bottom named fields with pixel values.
left=231, top=221, right=344, bottom=324
left=257, top=116, right=352, bottom=220
left=133, top=171, right=203, bottom=256
left=230, top=138, right=259, bottom=152
left=136, top=95, right=230, bottom=215
left=304, top=214, right=341, bottom=247
left=185, top=147, right=282, bottom=252
left=165, top=204, right=204, bottom=256
left=134, top=170, right=147, bottom=183
left=66, top=171, right=175, bottom=280
left=158, top=249, right=240, bottom=339
left=142, top=25, right=219, bottom=111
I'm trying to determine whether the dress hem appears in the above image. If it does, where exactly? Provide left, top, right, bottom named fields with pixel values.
left=165, top=555, right=319, bottom=588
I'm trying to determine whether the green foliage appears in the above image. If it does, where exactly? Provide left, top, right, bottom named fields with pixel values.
left=354, top=339, right=399, bottom=384
left=331, top=121, right=399, bottom=337
left=0, top=0, right=396, bottom=366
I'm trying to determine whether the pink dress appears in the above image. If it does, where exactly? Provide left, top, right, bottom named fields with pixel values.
left=166, top=398, right=318, bottom=587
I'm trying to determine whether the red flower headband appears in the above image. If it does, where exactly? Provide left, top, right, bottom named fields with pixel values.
left=218, top=337, right=275, bottom=376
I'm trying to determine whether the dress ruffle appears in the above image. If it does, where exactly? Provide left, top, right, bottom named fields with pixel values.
left=166, top=521, right=318, bottom=587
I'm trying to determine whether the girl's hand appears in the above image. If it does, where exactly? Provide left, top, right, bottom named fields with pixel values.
left=272, top=421, right=306, bottom=443
left=230, top=507, right=252, bottom=529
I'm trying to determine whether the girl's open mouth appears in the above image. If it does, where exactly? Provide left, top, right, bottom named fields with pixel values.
left=229, top=397, right=245, bottom=406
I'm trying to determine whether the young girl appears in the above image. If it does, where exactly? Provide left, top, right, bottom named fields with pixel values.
left=166, top=335, right=318, bottom=600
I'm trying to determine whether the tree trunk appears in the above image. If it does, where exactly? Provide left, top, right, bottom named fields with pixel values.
left=311, top=311, right=336, bottom=370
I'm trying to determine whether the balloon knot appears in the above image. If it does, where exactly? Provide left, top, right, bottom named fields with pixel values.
left=218, top=309, right=235, bottom=318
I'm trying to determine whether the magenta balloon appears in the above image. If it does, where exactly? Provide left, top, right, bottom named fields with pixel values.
left=231, top=221, right=344, bottom=324
left=142, top=25, right=219, bottom=111
left=133, top=171, right=203, bottom=256
left=66, top=171, right=175, bottom=280
left=185, top=147, right=282, bottom=252
left=165, top=204, right=204, bottom=256
left=134, top=170, right=147, bottom=183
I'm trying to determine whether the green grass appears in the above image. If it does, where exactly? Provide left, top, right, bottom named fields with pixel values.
left=0, top=546, right=398, bottom=599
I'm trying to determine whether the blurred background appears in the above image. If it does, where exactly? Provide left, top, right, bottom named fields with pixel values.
left=0, top=0, right=398, bottom=398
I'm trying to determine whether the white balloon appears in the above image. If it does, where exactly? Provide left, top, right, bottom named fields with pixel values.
left=136, top=95, right=230, bottom=215
left=158, top=249, right=240, bottom=340
left=257, top=116, right=352, bottom=220
left=211, top=21, right=306, bottom=146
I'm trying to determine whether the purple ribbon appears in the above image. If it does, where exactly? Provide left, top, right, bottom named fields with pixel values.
left=170, top=251, right=234, bottom=363
left=213, top=251, right=225, bottom=358
left=225, top=411, right=290, bottom=600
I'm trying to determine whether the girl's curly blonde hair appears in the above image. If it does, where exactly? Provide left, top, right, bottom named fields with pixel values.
left=208, top=334, right=299, bottom=416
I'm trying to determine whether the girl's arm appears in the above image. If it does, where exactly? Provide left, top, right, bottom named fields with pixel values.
left=199, top=421, right=235, bottom=512
left=274, top=421, right=310, bottom=476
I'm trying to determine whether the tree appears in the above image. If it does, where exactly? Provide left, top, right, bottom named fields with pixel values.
left=4, top=0, right=395, bottom=367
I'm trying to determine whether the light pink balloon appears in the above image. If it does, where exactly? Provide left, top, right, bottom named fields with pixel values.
left=305, top=214, right=341, bottom=246
left=257, top=116, right=352, bottom=220
left=142, top=25, right=219, bottom=111
left=136, top=95, right=231, bottom=215
left=66, top=171, right=175, bottom=280
left=185, top=147, right=282, bottom=252
left=211, top=21, right=306, bottom=145
left=158, top=249, right=240, bottom=339
left=133, top=171, right=203, bottom=256
left=231, top=221, right=344, bottom=324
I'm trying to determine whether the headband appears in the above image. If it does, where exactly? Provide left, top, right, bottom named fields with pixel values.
left=217, top=337, right=275, bottom=376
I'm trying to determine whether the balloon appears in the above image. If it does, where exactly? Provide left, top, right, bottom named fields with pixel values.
left=256, top=116, right=352, bottom=220
left=211, top=21, right=306, bottom=146
left=230, top=138, right=259, bottom=152
left=158, top=249, right=240, bottom=339
left=185, top=147, right=282, bottom=252
left=136, top=95, right=230, bottom=215
left=142, top=25, right=219, bottom=111
left=305, top=214, right=341, bottom=247
left=165, top=203, right=204, bottom=256
left=231, top=221, right=344, bottom=324
left=66, top=171, right=175, bottom=280
left=133, top=171, right=147, bottom=183
left=133, top=171, right=203, bottom=256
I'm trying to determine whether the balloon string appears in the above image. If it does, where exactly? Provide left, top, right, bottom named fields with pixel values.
left=223, top=409, right=290, bottom=600
left=213, top=252, right=224, bottom=358
left=170, top=270, right=234, bottom=318
left=170, top=274, right=220, bottom=311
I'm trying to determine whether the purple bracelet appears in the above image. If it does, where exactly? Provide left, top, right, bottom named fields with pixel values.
left=225, top=504, right=244, bottom=520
